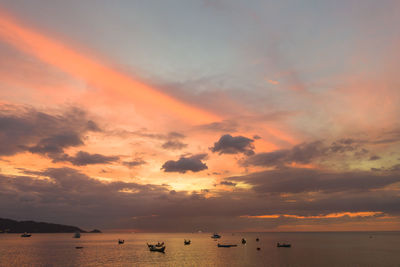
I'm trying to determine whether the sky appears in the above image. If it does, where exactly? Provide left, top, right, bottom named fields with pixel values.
left=0, top=0, right=400, bottom=232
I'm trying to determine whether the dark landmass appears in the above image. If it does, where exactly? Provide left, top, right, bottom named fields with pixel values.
left=0, top=218, right=91, bottom=233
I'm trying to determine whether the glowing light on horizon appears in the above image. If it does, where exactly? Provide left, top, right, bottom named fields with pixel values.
left=240, top=211, right=384, bottom=219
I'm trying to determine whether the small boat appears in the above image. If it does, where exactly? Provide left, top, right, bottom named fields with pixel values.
left=256, top=237, right=259, bottom=242
left=147, top=242, right=164, bottom=248
left=241, top=238, right=246, bottom=244
left=75, top=246, right=84, bottom=249
left=217, top=243, right=237, bottom=248
left=277, top=242, right=291, bottom=248
left=211, top=233, right=221, bottom=239
left=184, top=239, right=191, bottom=245
left=73, top=231, right=81, bottom=238
left=148, top=245, right=165, bottom=252
left=118, top=239, right=124, bottom=244
left=21, top=232, right=31, bottom=237
left=257, top=247, right=261, bottom=250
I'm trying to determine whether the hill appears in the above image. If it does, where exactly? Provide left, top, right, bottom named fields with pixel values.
left=0, top=218, right=87, bottom=233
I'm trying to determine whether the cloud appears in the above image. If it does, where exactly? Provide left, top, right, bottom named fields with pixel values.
left=244, top=141, right=324, bottom=167
left=123, top=158, right=147, bottom=168
left=1, top=166, right=400, bottom=231
left=228, top=168, right=400, bottom=194
left=124, top=129, right=187, bottom=143
left=0, top=12, right=221, bottom=124
left=161, top=154, right=208, bottom=173
left=167, top=132, right=185, bottom=139
left=54, top=151, right=119, bottom=166
left=0, top=105, right=99, bottom=158
left=197, top=120, right=238, bottom=132
left=244, top=139, right=374, bottom=167
left=219, top=181, right=236, bottom=187
left=329, top=138, right=358, bottom=153
left=267, top=79, right=279, bottom=85
left=369, top=155, right=381, bottom=161
left=0, top=167, right=170, bottom=228
left=28, top=133, right=83, bottom=155
left=210, top=134, right=255, bottom=156
left=161, top=140, right=188, bottom=150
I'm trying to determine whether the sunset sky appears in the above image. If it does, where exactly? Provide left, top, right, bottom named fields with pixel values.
left=1, top=0, right=400, bottom=232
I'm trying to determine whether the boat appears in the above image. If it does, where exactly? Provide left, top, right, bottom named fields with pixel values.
left=256, top=237, right=259, bottom=242
left=211, top=233, right=221, bottom=239
left=257, top=247, right=261, bottom=250
left=184, top=239, right=191, bottom=245
left=118, top=239, right=124, bottom=244
left=277, top=242, right=291, bottom=248
left=217, top=243, right=237, bottom=248
left=241, top=238, right=246, bottom=244
left=73, top=231, right=81, bottom=238
left=75, top=246, right=84, bottom=249
left=148, top=244, right=166, bottom=252
left=147, top=242, right=164, bottom=248
left=21, top=232, right=31, bottom=237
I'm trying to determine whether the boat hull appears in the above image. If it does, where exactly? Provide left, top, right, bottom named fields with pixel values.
left=149, top=246, right=165, bottom=252
left=217, top=244, right=237, bottom=248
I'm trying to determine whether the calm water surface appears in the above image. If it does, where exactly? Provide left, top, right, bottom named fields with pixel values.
left=0, top=232, right=399, bottom=266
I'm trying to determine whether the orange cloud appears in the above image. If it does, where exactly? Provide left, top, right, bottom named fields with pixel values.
left=266, top=79, right=279, bottom=85
left=0, top=10, right=219, bottom=124
left=240, top=211, right=384, bottom=219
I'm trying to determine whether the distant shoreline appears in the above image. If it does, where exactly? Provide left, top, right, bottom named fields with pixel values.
left=0, top=218, right=101, bottom=234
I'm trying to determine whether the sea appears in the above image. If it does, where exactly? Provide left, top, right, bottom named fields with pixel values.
left=0, top=232, right=399, bottom=267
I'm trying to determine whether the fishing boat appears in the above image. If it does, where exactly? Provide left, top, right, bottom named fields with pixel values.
left=217, top=243, right=237, bottom=248
left=118, top=239, right=124, bottom=244
left=21, top=232, right=31, bottom=237
left=256, top=237, right=259, bottom=242
left=73, top=231, right=81, bottom=238
left=211, top=233, right=221, bottom=239
left=148, top=244, right=165, bottom=252
left=147, top=242, right=164, bottom=248
left=75, top=246, right=84, bottom=249
left=184, top=239, right=191, bottom=245
left=241, top=238, right=246, bottom=244
left=277, top=242, right=291, bottom=247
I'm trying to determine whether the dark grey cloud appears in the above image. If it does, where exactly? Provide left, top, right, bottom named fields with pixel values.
left=219, top=181, right=236, bottom=186
left=123, top=158, right=146, bottom=168
left=1, top=166, right=400, bottom=231
left=167, top=132, right=185, bottom=139
left=126, top=129, right=188, bottom=150
left=28, top=133, right=83, bottom=155
left=54, top=151, right=119, bottom=166
left=161, top=140, right=188, bottom=150
left=0, top=105, right=99, bottom=159
left=244, top=141, right=325, bottom=167
left=228, top=168, right=400, bottom=194
left=160, top=131, right=187, bottom=150
left=129, top=130, right=185, bottom=141
left=369, top=155, right=381, bottom=161
left=329, top=138, right=357, bottom=153
left=197, top=120, right=238, bottom=133
left=244, top=138, right=376, bottom=167
left=0, top=167, right=170, bottom=228
left=210, top=134, right=255, bottom=156
left=389, top=164, right=400, bottom=171
left=161, top=154, right=208, bottom=173
left=371, top=129, right=400, bottom=144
